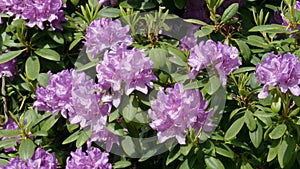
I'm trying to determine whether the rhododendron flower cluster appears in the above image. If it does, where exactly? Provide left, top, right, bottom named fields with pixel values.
left=255, top=52, right=300, bottom=98
left=96, top=43, right=157, bottom=107
left=34, top=70, right=117, bottom=151
left=0, top=59, right=17, bottom=79
left=0, top=0, right=66, bottom=30
left=188, top=40, right=241, bottom=85
left=148, top=82, right=213, bottom=144
left=66, top=147, right=112, bottom=169
left=85, top=18, right=132, bottom=58
left=1, top=148, right=57, bottom=169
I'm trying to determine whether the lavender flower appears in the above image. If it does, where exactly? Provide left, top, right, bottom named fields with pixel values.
left=34, top=69, right=73, bottom=117
left=148, top=82, right=213, bottom=144
left=1, top=148, right=57, bottom=169
left=66, top=147, right=112, bottom=169
left=96, top=43, right=157, bottom=107
left=21, top=0, right=66, bottom=30
left=0, top=59, right=17, bottom=80
left=188, top=40, right=241, bottom=85
left=85, top=18, right=132, bottom=58
left=255, top=52, right=300, bottom=98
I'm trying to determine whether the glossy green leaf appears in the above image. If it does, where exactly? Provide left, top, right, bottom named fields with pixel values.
left=221, top=3, right=239, bottom=23
left=234, top=39, right=251, bottom=62
left=269, top=124, right=287, bottom=139
left=225, top=116, right=244, bottom=141
left=48, top=31, right=64, bottom=44
left=249, top=24, right=287, bottom=33
left=267, top=140, right=280, bottom=162
left=249, top=121, right=262, bottom=148
left=19, top=139, right=36, bottom=161
left=62, top=130, right=81, bottom=145
left=41, top=116, right=58, bottom=132
left=205, top=156, right=225, bottom=169
left=121, top=137, right=136, bottom=157
left=25, top=55, right=40, bottom=80
left=278, top=136, right=296, bottom=168
left=0, top=50, right=24, bottom=64
left=166, top=145, right=181, bottom=165
left=245, top=110, right=256, bottom=131
left=113, top=160, right=132, bottom=168
left=35, top=48, right=60, bottom=61
left=98, top=7, right=120, bottom=18
left=37, top=73, right=50, bottom=87
left=76, top=130, right=92, bottom=148
left=194, top=25, right=214, bottom=38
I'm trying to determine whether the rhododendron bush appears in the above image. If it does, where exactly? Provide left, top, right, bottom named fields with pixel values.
left=1, top=0, right=300, bottom=168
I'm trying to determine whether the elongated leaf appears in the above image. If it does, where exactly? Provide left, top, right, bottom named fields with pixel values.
left=41, top=116, right=58, bottom=132
left=121, top=137, right=136, bottom=157
left=278, top=136, right=296, bottom=168
left=76, top=130, right=92, bottom=148
left=269, top=124, right=287, bottom=139
left=234, top=39, right=251, bottom=62
left=19, top=139, right=36, bottom=161
left=205, top=156, right=225, bottom=169
left=0, top=138, right=18, bottom=148
left=183, top=19, right=208, bottom=26
left=48, top=31, right=64, bottom=44
left=0, top=50, right=24, bottom=64
left=113, top=160, right=132, bottom=168
left=267, top=140, right=280, bottom=162
left=34, top=48, right=60, bottom=61
left=225, top=116, right=244, bottom=140
left=98, top=7, right=120, bottom=18
left=221, top=3, right=239, bottom=23
left=25, top=55, right=40, bottom=80
left=245, top=110, right=256, bottom=131
left=62, top=130, right=81, bottom=145
left=194, top=25, right=214, bottom=38
left=249, top=24, right=287, bottom=33
left=166, top=145, right=181, bottom=165
left=249, top=122, right=262, bottom=148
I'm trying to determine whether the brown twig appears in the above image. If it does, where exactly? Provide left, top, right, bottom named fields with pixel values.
left=1, top=77, right=8, bottom=125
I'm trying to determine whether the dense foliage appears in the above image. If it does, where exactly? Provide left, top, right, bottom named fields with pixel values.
left=1, top=0, right=300, bottom=168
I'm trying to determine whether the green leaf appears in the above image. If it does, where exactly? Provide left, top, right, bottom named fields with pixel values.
left=245, top=110, right=256, bottom=131
left=205, top=156, right=225, bottom=169
left=241, top=162, right=253, bottom=169
left=121, top=137, right=136, bottom=157
left=247, top=35, right=270, bottom=49
left=37, top=73, right=50, bottom=87
left=0, top=159, right=8, bottom=166
left=174, top=0, right=186, bottom=9
left=278, top=136, right=296, bottom=168
left=98, top=7, right=120, bottom=18
left=254, top=111, right=277, bottom=118
left=249, top=24, right=287, bottom=33
left=203, top=76, right=221, bottom=95
left=47, top=31, right=64, bottom=44
left=148, top=48, right=167, bottom=69
left=70, top=0, right=79, bottom=5
left=113, top=160, right=132, bottom=168
left=40, top=116, right=58, bottom=132
left=0, top=50, right=24, bottom=64
left=34, top=48, right=60, bottom=61
left=168, top=47, right=187, bottom=64
left=25, top=55, right=40, bottom=80
left=249, top=121, right=263, bottom=148
left=69, top=37, right=83, bottom=50
left=221, top=3, right=239, bottom=23
left=183, top=19, right=208, bottom=26
left=76, top=130, right=92, bottom=148
left=0, top=138, right=18, bottom=148
left=267, top=140, right=280, bottom=162
left=232, top=67, right=256, bottom=74
left=215, top=144, right=235, bottom=159
left=19, top=139, right=36, bottom=161
left=0, top=130, right=21, bottom=138
left=194, top=25, right=214, bottom=38
left=166, top=145, right=181, bottom=165
left=269, top=124, right=287, bottom=139
left=32, top=130, right=48, bottom=137
left=224, top=116, right=244, bottom=141
left=180, top=143, right=193, bottom=156
left=62, top=130, right=81, bottom=145
left=234, top=39, right=251, bottom=62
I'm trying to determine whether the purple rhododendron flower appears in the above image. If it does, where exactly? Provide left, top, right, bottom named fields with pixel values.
left=85, top=18, right=132, bottom=58
left=148, top=82, right=213, bottom=144
left=34, top=69, right=73, bottom=117
left=188, top=40, right=241, bottom=85
left=1, top=148, right=57, bottom=169
left=96, top=43, right=157, bottom=107
left=255, top=52, right=300, bottom=98
left=21, top=0, right=67, bottom=30
left=66, top=147, right=112, bottom=169
left=0, top=59, right=17, bottom=80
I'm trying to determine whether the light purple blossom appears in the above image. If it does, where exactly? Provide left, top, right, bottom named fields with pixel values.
left=99, top=0, right=117, bottom=6
left=96, top=43, right=157, bottom=107
left=1, top=148, right=57, bottom=169
left=188, top=40, right=241, bottom=85
left=255, top=52, right=300, bottom=98
left=85, top=18, right=132, bottom=58
left=0, top=59, right=17, bottom=80
left=34, top=69, right=73, bottom=117
left=148, top=82, right=213, bottom=144
left=21, top=0, right=66, bottom=30
left=66, top=147, right=112, bottom=169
